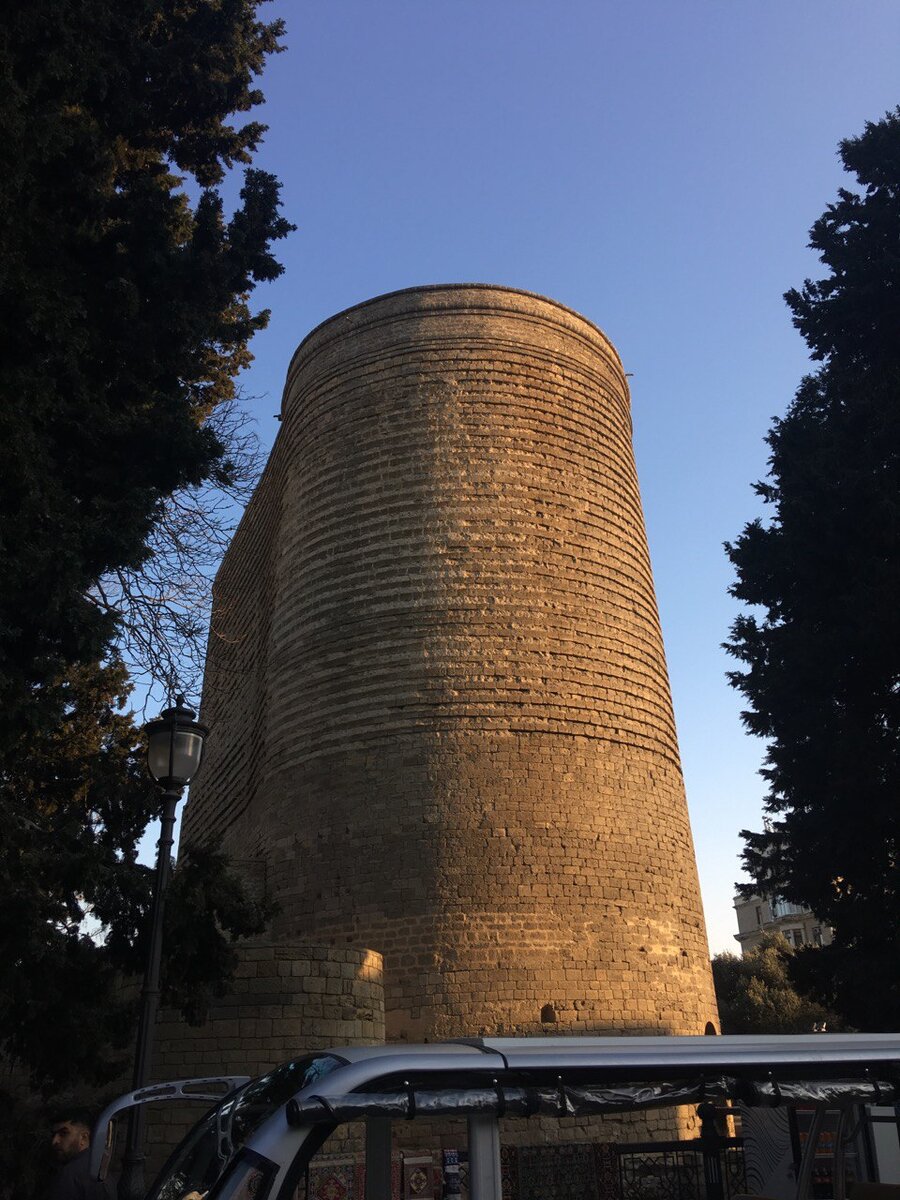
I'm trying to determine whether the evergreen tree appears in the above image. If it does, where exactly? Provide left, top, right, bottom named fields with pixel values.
left=0, top=663, right=272, bottom=1092
left=725, top=109, right=900, bottom=1029
left=0, top=0, right=293, bottom=751
left=0, top=0, right=290, bottom=1111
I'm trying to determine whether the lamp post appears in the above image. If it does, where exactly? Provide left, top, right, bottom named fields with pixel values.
left=118, top=696, right=208, bottom=1200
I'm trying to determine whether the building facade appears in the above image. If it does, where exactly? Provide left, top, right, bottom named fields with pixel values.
left=733, top=892, right=834, bottom=953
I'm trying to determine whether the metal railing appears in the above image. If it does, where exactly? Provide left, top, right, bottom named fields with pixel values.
left=616, top=1138, right=746, bottom=1200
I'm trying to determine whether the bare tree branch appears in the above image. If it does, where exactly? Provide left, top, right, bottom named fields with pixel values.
left=88, top=396, right=263, bottom=711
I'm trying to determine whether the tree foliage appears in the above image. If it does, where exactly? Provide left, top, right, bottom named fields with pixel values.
left=711, top=934, right=840, bottom=1035
left=0, top=0, right=291, bottom=1118
left=0, top=663, right=273, bottom=1094
left=725, top=109, right=900, bottom=1029
left=0, top=0, right=293, bottom=750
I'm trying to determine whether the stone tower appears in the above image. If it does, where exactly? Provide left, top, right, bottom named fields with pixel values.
left=182, top=284, right=718, bottom=1044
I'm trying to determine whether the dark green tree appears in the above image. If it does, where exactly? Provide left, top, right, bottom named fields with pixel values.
left=711, top=934, right=840, bottom=1035
left=0, top=662, right=272, bottom=1094
left=725, top=109, right=900, bottom=1030
left=0, top=0, right=289, bottom=1150
left=0, top=0, right=293, bottom=752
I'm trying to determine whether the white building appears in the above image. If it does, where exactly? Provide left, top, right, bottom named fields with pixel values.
left=733, top=892, right=833, bottom=953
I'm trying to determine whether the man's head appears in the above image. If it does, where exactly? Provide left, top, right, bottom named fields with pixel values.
left=50, top=1110, right=93, bottom=1163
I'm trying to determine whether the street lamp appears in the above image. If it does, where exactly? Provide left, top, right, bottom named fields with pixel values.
left=118, top=696, right=208, bottom=1200
left=146, top=698, right=207, bottom=792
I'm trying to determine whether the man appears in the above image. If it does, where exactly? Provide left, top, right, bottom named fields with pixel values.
left=49, top=1109, right=115, bottom=1200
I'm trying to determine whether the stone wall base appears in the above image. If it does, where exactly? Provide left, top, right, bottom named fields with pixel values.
left=144, top=943, right=384, bottom=1178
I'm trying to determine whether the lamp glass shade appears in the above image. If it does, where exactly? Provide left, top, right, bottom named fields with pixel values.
left=148, top=728, right=205, bottom=787
left=146, top=697, right=207, bottom=788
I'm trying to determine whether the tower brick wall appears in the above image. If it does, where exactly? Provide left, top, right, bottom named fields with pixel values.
left=182, top=284, right=718, bottom=1047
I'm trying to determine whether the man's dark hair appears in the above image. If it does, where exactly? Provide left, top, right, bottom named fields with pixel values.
left=49, top=1107, right=94, bottom=1130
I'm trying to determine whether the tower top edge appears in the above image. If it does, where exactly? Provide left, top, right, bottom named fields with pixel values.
left=281, top=283, right=626, bottom=408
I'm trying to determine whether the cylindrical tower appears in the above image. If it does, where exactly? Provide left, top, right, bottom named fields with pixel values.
left=183, top=285, right=717, bottom=1043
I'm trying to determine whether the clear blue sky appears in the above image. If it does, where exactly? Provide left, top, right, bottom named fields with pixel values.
left=201, top=0, right=900, bottom=955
